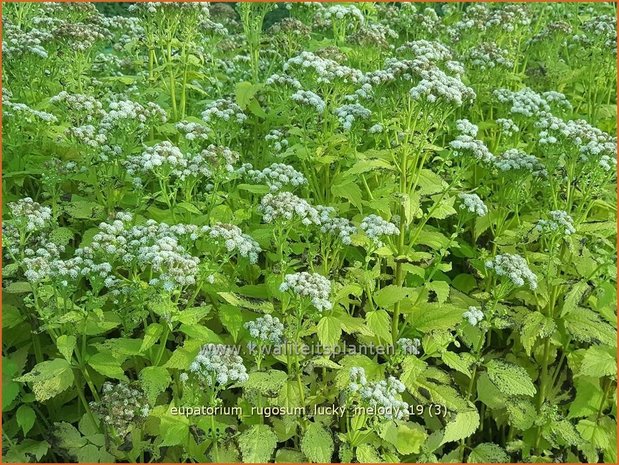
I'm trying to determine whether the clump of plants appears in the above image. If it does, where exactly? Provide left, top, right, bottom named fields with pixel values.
left=2, top=2, right=616, bottom=464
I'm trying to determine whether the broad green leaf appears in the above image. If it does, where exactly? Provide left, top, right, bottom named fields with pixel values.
left=87, top=352, right=127, bottom=381
left=16, top=405, right=36, bottom=435
left=579, top=346, right=616, bottom=378
left=238, top=424, right=278, bottom=463
left=467, top=443, right=509, bottom=463
left=441, top=409, right=480, bottom=444
left=486, top=360, right=536, bottom=397
left=300, top=421, right=333, bottom=463
left=373, top=285, right=411, bottom=307
left=365, top=310, right=391, bottom=342
left=16, top=359, right=75, bottom=402
left=244, top=370, right=288, bottom=396
left=380, top=421, right=427, bottom=455
left=139, top=366, right=171, bottom=404
left=56, top=335, right=76, bottom=362
left=317, top=315, right=342, bottom=348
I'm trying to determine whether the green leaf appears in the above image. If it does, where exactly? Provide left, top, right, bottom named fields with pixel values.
left=140, top=323, right=163, bottom=353
left=407, top=303, right=463, bottom=332
left=56, top=335, right=76, bottom=362
left=16, top=359, right=75, bottom=402
left=579, top=346, right=616, bottom=378
left=506, top=398, right=536, bottom=430
left=486, top=360, right=536, bottom=397
left=139, top=366, right=171, bottom=404
left=159, top=414, right=190, bottom=447
left=300, top=421, right=334, bottom=463
left=331, top=176, right=363, bottom=209
left=569, top=377, right=603, bottom=419
left=380, top=421, right=427, bottom=455
left=426, top=281, right=450, bottom=304
left=520, top=312, right=555, bottom=356
left=238, top=424, right=278, bottom=463
left=275, top=449, right=306, bottom=463
left=54, top=422, right=87, bottom=449
left=365, top=310, right=391, bottom=342
left=441, top=351, right=473, bottom=378
left=441, top=409, right=480, bottom=444
left=317, top=315, right=342, bottom=348
left=468, top=443, right=509, bottom=463
left=244, top=370, right=288, bottom=396
left=16, top=405, right=36, bottom=435
left=235, top=81, right=262, bottom=109
left=356, top=444, right=382, bottom=463
left=373, top=285, right=411, bottom=307
left=87, top=352, right=127, bottom=381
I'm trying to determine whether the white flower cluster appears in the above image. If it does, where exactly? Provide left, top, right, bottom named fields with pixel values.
left=450, top=133, right=495, bottom=164
left=291, top=89, right=326, bottom=114
left=125, top=141, right=186, bottom=176
left=348, top=367, right=409, bottom=420
left=463, top=306, right=484, bottom=326
left=410, top=68, right=476, bottom=106
left=202, top=223, right=261, bottom=263
left=260, top=192, right=321, bottom=225
left=238, top=163, right=307, bottom=192
left=458, top=193, right=488, bottom=217
left=575, top=14, right=616, bottom=52
left=280, top=272, right=332, bottom=312
left=334, top=103, right=371, bottom=131
left=9, top=198, right=52, bottom=232
left=100, top=99, right=167, bottom=133
left=360, top=214, right=399, bottom=246
left=317, top=4, right=365, bottom=26
left=536, top=114, right=617, bottom=170
left=284, top=51, right=363, bottom=84
left=316, top=206, right=356, bottom=245
left=201, top=98, right=247, bottom=125
left=536, top=210, right=576, bottom=237
left=265, top=73, right=302, bottom=89
left=66, top=124, right=108, bottom=148
left=467, top=43, right=513, bottom=70
left=368, top=123, right=384, bottom=134
left=50, top=91, right=104, bottom=122
left=265, top=129, right=289, bottom=153
left=397, top=40, right=452, bottom=65
left=397, top=337, right=421, bottom=356
left=496, top=118, right=520, bottom=136
left=455, top=119, right=478, bottom=137
left=22, top=243, right=65, bottom=283
left=494, top=149, right=547, bottom=177
left=90, top=382, right=150, bottom=437
left=485, top=253, right=538, bottom=289
left=245, top=314, right=284, bottom=345
left=2, top=93, right=58, bottom=123
left=347, top=23, right=398, bottom=48
left=176, top=121, right=211, bottom=141
left=494, top=88, right=570, bottom=117
left=188, top=344, right=249, bottom=387
left=78, top=213, right=200, bottom=292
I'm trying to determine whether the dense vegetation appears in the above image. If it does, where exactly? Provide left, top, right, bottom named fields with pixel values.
left=2, top=2, right=617, bottom=463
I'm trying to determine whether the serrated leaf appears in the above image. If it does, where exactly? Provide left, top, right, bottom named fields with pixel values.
left=317, top=315, right=342, bottom=348
left=300, top=421, right=333, bottom=463
left=441, top=409, right=480, bottom=444
left=238, top=424, right=278, bottom=463
left=16, top=359, right=75, bottom=402
left=468, top=443, right=509, bottom=463
left=56, top=335, right=76, bottom=362
left=139, top=366, right=171, bottom=404
left=87, top=352, right=127, bottom=381
left=486, top=360, right=536, bottom=397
